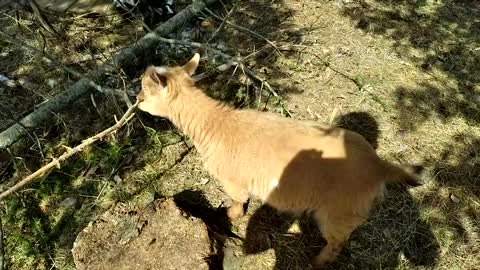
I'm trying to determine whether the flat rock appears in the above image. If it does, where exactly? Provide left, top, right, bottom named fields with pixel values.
left=72, top=198, right=211, bottom=270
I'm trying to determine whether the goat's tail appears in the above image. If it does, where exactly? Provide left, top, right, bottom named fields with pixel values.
left=380, top=161, right=423, bottom=187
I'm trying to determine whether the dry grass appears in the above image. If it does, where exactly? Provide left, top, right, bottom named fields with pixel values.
left=0, top=0, right=479, bottom=269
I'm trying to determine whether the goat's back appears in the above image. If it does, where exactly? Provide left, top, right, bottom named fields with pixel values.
left=203, top=109, right=390, bottom=213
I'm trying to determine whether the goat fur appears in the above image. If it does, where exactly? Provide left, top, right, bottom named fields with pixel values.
left=136, top=53, right=421, bottom=267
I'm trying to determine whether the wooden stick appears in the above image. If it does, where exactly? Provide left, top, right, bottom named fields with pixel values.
left=0, top=0, right=218, bottom=151
left=207, top=6, right=235, bottom=43
left=0, top=101, right=139, bottom=201
left=0, top=30, right=121, bottom=97
left=192, top=62, right=236, bottom=82
left=204, top=7, right=278, bottom=50
left=150, top=35, right=291, bottom=116
left=29, top=0, right=60, bottom=38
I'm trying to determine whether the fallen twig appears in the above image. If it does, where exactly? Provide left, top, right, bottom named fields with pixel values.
left=29, top=0, right=60, bottom=38
left=192, top=62, right=236, bottom=82
left=0, top=30, right=120, bottom=97
left=278, top=45, right=363, bottom=90
left=277, top=45, right=392, bottom=111
left=0, top=101, right=139, bottom=201
left=204, top=7, right=278, bottom=51
left=0, top=0, right=218, bottom=151
left=207, top=6, right=235, bottom=43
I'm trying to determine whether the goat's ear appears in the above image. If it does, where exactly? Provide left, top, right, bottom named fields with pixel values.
left=146, top=66, right=168, bottom=90
left=182, top=53, right=200, bottom=76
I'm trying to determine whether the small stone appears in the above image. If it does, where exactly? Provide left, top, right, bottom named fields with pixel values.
left=47, top=78, right=57, bottom=88
left=60, top=197, right=77, bottom=208
left=114, top=175, right=123, bottom=184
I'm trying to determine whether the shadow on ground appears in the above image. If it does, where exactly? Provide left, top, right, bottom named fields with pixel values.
left=190, top=0, right=308, bottom=108
left=430, top=133, right=480, bottom=197
left=341, top=0, right=479, bottom=85
left=0, top=91, right=183, bottom=269
left=394, top=82, right=480, bottom=131
left=243, top=111, right=439, bottom=269
left=340, top=0, right=479, bottom=256
left=339, top=0, right=480, bottom=131
left=174, top=189, right=241, bottom=270
left=340, top=3, right=479, bottom=264
left=413, top=133, right=480, bottom=249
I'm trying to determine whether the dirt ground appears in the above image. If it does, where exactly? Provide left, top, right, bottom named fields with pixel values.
left=72, top=198, right=212, bottom=270
left=0, top=0, right=479, bottom=269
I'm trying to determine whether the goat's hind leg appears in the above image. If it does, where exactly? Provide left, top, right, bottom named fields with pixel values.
left=312, top=211, right=365, bottom=267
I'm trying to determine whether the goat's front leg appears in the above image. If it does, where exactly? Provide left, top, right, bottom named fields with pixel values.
left=223, top=183, right=249, bottom=221
left=227, top=200, right=246, bottom=220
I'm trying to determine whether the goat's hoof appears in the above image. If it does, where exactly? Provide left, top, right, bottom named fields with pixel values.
left=226, top=206, right=244, bottom=221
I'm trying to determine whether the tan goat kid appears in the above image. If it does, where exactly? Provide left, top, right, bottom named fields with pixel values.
left=136, top=53, right=420, bottom=267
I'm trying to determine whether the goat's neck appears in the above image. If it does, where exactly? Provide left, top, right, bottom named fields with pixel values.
left=168, top=88, right=231, bottom=156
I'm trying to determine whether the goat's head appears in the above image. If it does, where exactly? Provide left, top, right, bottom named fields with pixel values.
left=137, top=53, right=200, bottom=117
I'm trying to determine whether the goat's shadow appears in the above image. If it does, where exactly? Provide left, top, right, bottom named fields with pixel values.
left=173, top=189, right=241, bottom=270
left=243, top=112, right=439, bottom=269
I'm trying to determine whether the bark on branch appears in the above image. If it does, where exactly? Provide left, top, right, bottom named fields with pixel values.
left=0, top=101, right=139, bottom=201
left=0, top=0, right=218, bottom=151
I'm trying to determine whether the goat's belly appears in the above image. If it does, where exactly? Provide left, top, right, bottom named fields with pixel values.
left=249, top=177, right=280, bottom=202
left=260, top=180, right=323, bottom=212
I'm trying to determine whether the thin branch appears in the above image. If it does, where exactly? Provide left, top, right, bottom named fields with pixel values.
left=203, top=7, right=278, bottom=51
left=29, top=0, right=60, bottom=38
left=207, top=6, right=235, bottom=43
left=0, top=0, right=219, bottom=151
left=192, top=62, right=235, bottom=82
left=150, top=35, right=285, bottom=98
left=278, top=45, right=363, bottom=90
left=140, top=13, right=283, bottom=103
left=277, top=45, right=390, bottom=112
left=0, top=30, right=122, bottom=97
left=0, top=100, right=140, bottom=201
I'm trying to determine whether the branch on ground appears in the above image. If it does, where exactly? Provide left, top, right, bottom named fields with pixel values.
left=203, top=7, right=279, bottom=51
left=0, top=0, right=218, bottom=151
left=0, top=101, right=139, bottom=201
left=29, top=0, right=60, bottom=38
left=0, top=30, right=122, bottom=98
